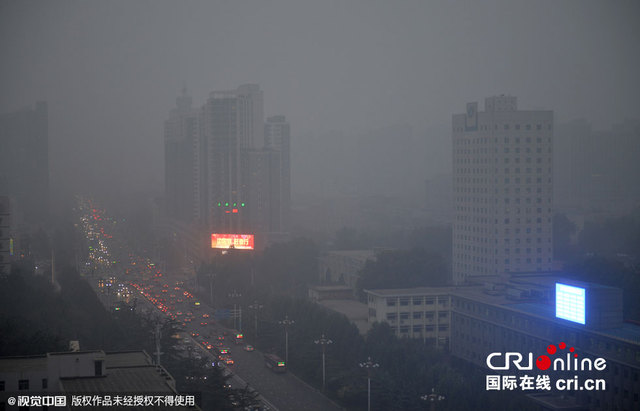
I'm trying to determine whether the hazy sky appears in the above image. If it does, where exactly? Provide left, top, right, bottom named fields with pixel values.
left=1, top=0, right=639, bottom=196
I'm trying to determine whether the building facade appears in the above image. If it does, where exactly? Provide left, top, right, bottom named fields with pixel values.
left=318, top=250, right=377, bottom=290
left=365, top=275, right=640, bottom=410
left=265, top=115, right=291, bottom=233
left=452, top=95, right=554, bottom=284
left=0, top=196, right=11, bottom=277
left=0, top=350, right=197, bottom=409
left=0, top=102, right=49, bottom=226
left=364, top=287, right=455, bottom=346
left=164, top=85, right=290, bottom=251
left=449, top=276, right=640, bottom=410
left=164, top=88, right=200, bottom=223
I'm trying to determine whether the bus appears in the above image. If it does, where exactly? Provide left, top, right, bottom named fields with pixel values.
left=264, top=353, right=286, bottom=373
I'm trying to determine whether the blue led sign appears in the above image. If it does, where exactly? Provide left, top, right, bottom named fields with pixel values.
left=555, top=283, right=586, bottom=325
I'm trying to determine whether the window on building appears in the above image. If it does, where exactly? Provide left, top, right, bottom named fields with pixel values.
left=413, top=298, right=422, bottom=305
left=18, top=379, right=29, bottom=390
left=400, top=312, right=409, bottom=320
left=386, top=298, right=396, bottom=307
left=0, top=380, right=4, bottom=391
left=386, top=313, right=397, bottom=321
left=95, top=360, right=103, bottom=376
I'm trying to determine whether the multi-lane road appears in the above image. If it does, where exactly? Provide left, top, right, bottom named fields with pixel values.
left=78, top=199, right=343, bottom=411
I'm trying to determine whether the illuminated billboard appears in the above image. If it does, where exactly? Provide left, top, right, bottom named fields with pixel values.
left=211, top=234, right=254, bottom=250
left=555, top=283, right=586, bottom=325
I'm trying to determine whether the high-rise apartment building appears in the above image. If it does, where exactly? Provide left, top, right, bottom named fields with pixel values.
left=164, top=85, right=289, bottom=249
left=243, top=148, right=281, bottom=234
left=200, top=84, right=264, bottom=234
left=164, top=88, right=199, bottom=223
left=0, top=196, right=11, bottom=277
left=265, top=115, right=291, bottom=232
left=0, top=102, right=49, bottom=226
left=452, top=95, right=554, bottom=284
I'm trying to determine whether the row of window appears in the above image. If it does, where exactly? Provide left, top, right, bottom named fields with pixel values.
left=392, top=324, right=449, bottom=333
left=454, top=236, right=551, bottom=247
left=455, top=226, right=548, bottom=235
left=386, top=312, right=449, bottom=320
left=455, top=135, right=552, bottom=144
left=455, top=165, right=552, bottom=175
left=453, top=124, right=552, bottom=133
left=455, top=206, right=551, bottom=214
left=0, top=378, right=47, bottom=391
left=385, top=297, right=448, bottom=307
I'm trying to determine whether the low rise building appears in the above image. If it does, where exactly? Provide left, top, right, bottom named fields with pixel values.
left=365, top=274, right=640, bottom=410
left=318, top=250, right=377, bottom=290
left=450, top=275, right=640, bottom=410
left=364, top=287, right=456, bottom=347
left=0, top=350, right=197, bottom=410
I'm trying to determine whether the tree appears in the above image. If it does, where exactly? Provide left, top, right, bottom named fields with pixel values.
left=357, top=248, right=448, bottom=297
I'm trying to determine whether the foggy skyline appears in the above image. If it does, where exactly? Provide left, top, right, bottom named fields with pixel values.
left=1, top=0, right=639, bottom=198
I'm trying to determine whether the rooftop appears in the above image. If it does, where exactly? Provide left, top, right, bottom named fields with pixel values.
left=105, top=351, right=154, bottom=368
left=317, top=299, right=370, bottom=335
left=60, top=365, right=175, bottom=393
left=365, top=287, right=457, bottom=297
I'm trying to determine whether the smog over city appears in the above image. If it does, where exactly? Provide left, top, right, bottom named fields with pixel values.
left=1, top=1, right=639, bottom=410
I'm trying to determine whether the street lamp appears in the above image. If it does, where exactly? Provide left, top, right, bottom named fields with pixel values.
left=248, top=301, right=264, bottom=338
left=278, top=315, right=295, bottom=365
left=228, top=290, right=242, bottom=331
left=314, top=334, right=333, bottom=392
left=421, top=388, right=446, bottom=411
left=359, top=357, right=379, bottom=411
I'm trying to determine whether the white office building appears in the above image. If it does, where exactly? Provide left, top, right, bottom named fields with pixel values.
left=365, top=287, right=455, bottom=346
left=452, top=95, right=554, bottom=284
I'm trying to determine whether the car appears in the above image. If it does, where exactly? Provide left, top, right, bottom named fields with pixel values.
left=243, top=344, right=254, bottom=352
